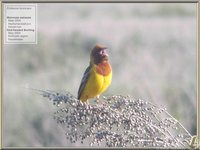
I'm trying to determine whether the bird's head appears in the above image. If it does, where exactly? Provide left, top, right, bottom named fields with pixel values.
left=90, top=44, right=109, bottom=64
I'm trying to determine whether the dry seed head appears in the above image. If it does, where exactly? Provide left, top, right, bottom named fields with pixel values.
left=39, top=90, right=192, bottom=148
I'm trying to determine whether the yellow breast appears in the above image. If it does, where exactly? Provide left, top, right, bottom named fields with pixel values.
left=80, top=63, right=112, bottom=102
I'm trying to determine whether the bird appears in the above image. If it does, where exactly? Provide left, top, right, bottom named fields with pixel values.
left=78, top=44, right=112, bottom=102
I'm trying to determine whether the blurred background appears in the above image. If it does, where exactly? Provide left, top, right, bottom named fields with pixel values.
left=3, top=3, right=196, bottom=147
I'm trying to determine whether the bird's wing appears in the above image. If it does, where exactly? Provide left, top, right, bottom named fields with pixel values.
left=78, top=65, right=91, bottom=100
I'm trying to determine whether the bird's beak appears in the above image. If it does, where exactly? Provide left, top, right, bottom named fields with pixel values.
left=101, top=48, right=109, bottom=57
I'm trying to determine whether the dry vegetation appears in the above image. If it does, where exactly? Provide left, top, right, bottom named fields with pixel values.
left=40, top=89, right=192, bottom=148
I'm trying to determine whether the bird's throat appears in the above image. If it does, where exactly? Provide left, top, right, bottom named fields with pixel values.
left=95, top=61, right=112, bottom=76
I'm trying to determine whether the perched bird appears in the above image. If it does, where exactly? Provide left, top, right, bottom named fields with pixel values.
left=78, top=44, right=112, bottom=102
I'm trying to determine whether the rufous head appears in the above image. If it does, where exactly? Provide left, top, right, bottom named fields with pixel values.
left=90, top=44, right=109, bottom=64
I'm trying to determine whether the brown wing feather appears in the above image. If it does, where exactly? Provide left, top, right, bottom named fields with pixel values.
left=77, top=65, right=91, bottom=100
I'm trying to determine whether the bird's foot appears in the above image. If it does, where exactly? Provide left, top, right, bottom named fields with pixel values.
left=94, top=95, right=108, bottom=107
left=85, top=101, right=90, bottom=105
left=95, top=95, right=100, bottom=104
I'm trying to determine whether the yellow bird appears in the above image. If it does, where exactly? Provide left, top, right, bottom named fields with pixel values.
left=78, top=44, right=112, bottom=102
